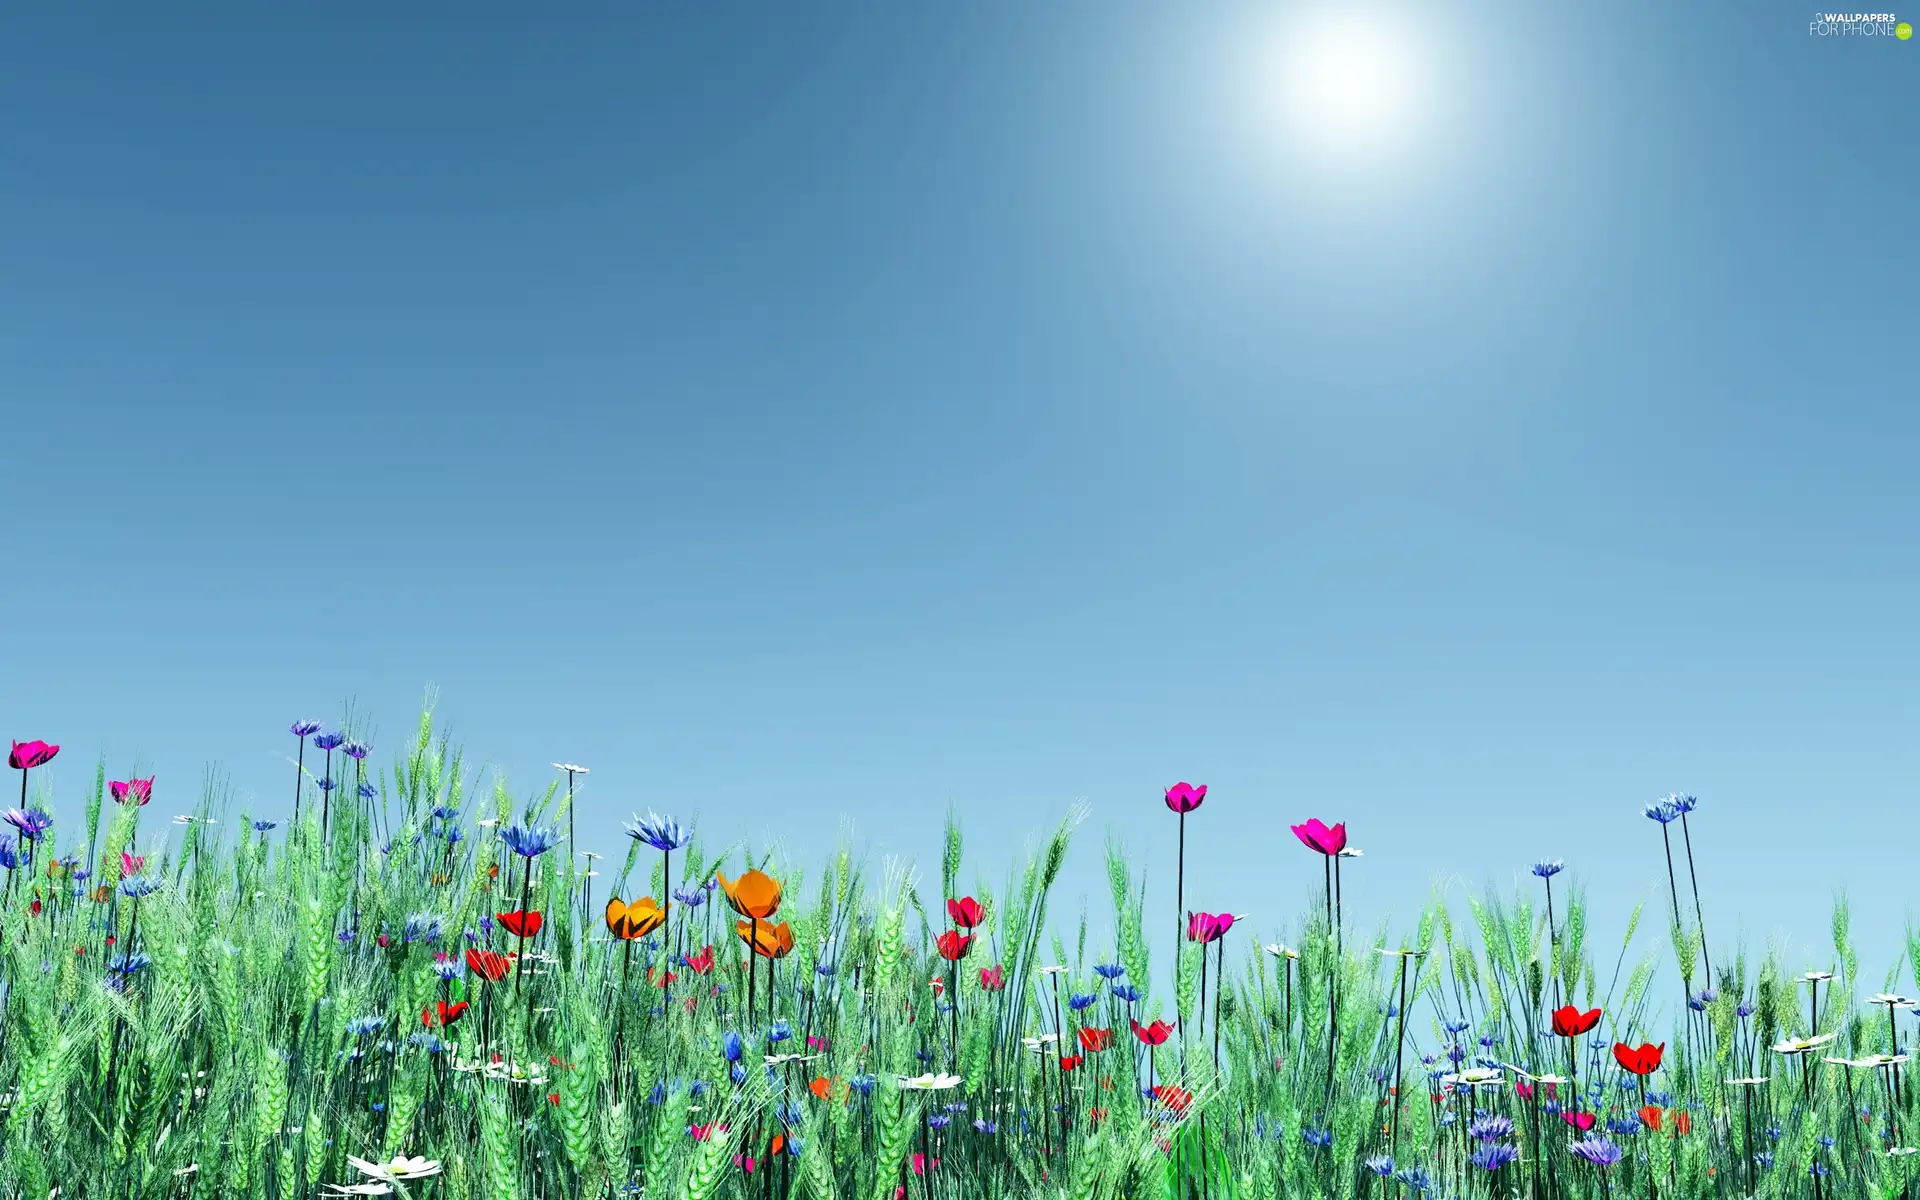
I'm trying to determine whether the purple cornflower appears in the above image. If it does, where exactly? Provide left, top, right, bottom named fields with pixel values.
left=1570, top=1137, right=1622, bottom=1167
left=1469, top=1115, right=1514, bottom=1141
left=1532, top=860, right=1565, bottom=878
left=1471, top=1144, right=1519, bottom=1171
left=3, top=807, right=52, bottom=842
left=313, top=732, right=345, bottom=752
left=291, top=720, right=323, bottom=738
left=341, top=740, right=371, bottom=760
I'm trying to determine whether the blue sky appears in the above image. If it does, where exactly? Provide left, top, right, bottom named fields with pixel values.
left=2, top=2, right=1915, bottom=1002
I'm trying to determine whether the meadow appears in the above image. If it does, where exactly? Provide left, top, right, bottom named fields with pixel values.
left=0, top=707, right=1912, bottom=1199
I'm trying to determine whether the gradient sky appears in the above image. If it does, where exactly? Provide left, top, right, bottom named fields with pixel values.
left=3, top=2, right=1915, bottom=1006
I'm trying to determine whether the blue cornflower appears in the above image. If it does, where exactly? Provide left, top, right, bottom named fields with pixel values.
left=973, top=1119, right=998, bottom=1134
left=1754, top=1151, right=1775, bottom=1170
left=120, top=877, right=164, bottom=899
left=1532, top=859, right=1565, bottom=878
left=1469, top=1115, right=1514, bottom=1141
left=1810, top=1162, right=1830, bottom=1177
left=723, top=1031, right=743, bottom=1063
left=317, top=778, right=336, bottom=793
left=500, top=823, right=560, bottom=858
left=1069, top=993, right=1096, bottom=1012
left=430, top=805, right=461, bottom=821
left=108, top=952, right=153, bottom=975
left=928, top=1115, right=951, bottom=1130
left=1609, top=1117, right=1644, bottom=1136
left=1393, top=1167, right=1432, bottom=1192
left=1111, top=984, right=1142, bottom=1003
left=337, top=929, right=357, bottom=944
left=253, top=819, right=278, bottom=832
left=1764, top=1125, right=1782, bottom=1141
left=291, top=720, right=324, bottom=738
left=624, top=810, right=692, bottom=852
left=1302, top=1128, right=1333, bottom=1148
left=673, top=887, right=708, bottom=909
left=358, top=783, right=377, bottom=800
left=1737, top=1001, right=1755, bottom=1019
left=1444, top=1019, right=1470, bottom=1035
left=1648, top=1091, right=1673, bottom=1107
left=649, top=1081, right=668, bottom=1106
left=1472, top=1144, right=1519, bottom=1171
left=943, top=1102, right=967, bottom=1113
left=346, top=1016, right=385, bottom=1037
left=1818, top=1135, right=1836, bottom=1148
left=404, top=913, right=443, bottom=944
left=4, top=808, right=53, bottom=841
left=1093, top=963, right=1125, bottom=980
left=445, top=826, right=464, bottom=846
left=848, top=1074, right=876, bottom=1097
left=341, top=740, right=371, bottom=761
left=431, top=958, right=460, bottom=981
left=729, top=1064, right=748, bottom=1085
left=0, top=836, right=19, bottom=870
left=313, top=732, right=346, bottom=752
left=1643, top=800, right=1680, bottom=824
left=1688, top=988, right=1718, bottom=1011
left=816, top=962, right=837, bottom=978
left=769, top=1020, right=792, bottom=1044
left=1364, top=1154, right=1395, bottom=1177
left=1668, top=793, right=1698, bottom=815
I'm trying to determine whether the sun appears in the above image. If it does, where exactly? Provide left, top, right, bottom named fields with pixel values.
left=1275, top=10, right=1424, bottom=159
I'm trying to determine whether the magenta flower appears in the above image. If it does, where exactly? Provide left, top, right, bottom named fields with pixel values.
left=110, top=777, right=155, bottom=807
left=1290, top=818, right=1347, bottom=856
left=1164, top=782, right=1207, bottom=814
left=8, top=741, right=57, bottom=771
left=1186, top=912, right=1238, bottom=944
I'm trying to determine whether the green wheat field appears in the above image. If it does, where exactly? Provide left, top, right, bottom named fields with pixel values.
left=0, top=705, right=1911, bottom=1199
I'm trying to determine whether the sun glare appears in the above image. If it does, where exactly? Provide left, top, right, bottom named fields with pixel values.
left=1275, top=10, right=1424, bottom=160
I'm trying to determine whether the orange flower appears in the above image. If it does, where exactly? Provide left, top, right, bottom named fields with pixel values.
left=737, top=919, right=795, bottom=959
left=606, top=896, right=666, bottom=941
left=716, top=869, right=783, bottom=919
left=1675, top=1111, right=1691, bottom=1136
left=1639, top=1105, right=1664, bottom=1131
left=809, top=1076, right=837, bottom=1101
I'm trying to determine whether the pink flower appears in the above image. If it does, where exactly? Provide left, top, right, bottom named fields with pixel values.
left=121, top=851, right=146, bottom=877
left=1185, top=912, right=1237, bottom=944
left=978, top=964, right=1007, bottom=991
left=110, top=777, right=154, bottom=806
left=1289, top=818, right=1347, bottom=856
left=8, top=741, right=58, bottom=771
left=1163, top=782, right=1207, bottom=814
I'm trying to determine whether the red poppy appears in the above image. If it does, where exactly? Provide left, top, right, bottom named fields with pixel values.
left=947, top=896, right=984, bottom=929
left=1613, top=1041, right=1664, bottom=1076
left=1089, top=1107, right=1110, bottom=1124
left=1152, top=1085, right=1192, bottom=1112
left=497, top=910, right=543, bottom=939
left=1059, top=1054, right=1083, bottom=1072
left=685, top=945, right=716, bottom=975
left=1675, top=1111, right=1691, bottom=1136
left=648, top=966, right=679, bottom=989
left=1130, top=1018, right=1175, bottom=1046
left=1551, top=1006, right=1602, bottom=1037
left=1639, top=1105, right=1664, bottom=1131
left=466, top=948, right=512, bottom=982
left=29, top=898, right=42, bottom=917
left=548, top=1092, right=560, bottom=1105
left=936, top=930, right=972, bottom=961
left=1289, top=818, right=1346, bottom=856
left=1078, top=1027, right=1113, bottom=1052
left=421, top=1000, right=470, bottom=1028
left=978, top=965, right=1006, bottom=991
